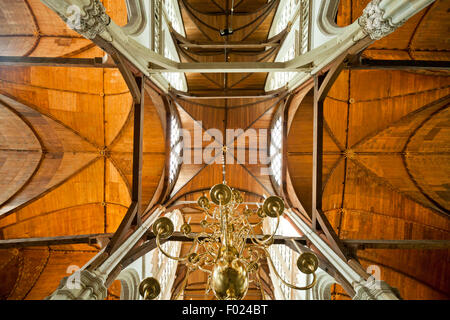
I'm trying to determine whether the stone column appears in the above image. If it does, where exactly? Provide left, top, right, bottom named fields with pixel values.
left=46, top=208, right=163, bottom=300
left=286, top=209, right=400, bottom=300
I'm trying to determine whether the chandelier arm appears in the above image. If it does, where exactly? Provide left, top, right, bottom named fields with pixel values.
left=245, top=213, right=280, bottom=246
left=203, top=258, right=215, bottom=266
left=238, top=227, right=251, bottom=257
left=244, top=215, right=263, bottom=245
left=244, top=245, right=265, bottom=262
left=214, top=240, right=223, bottom=263
left=192, top=253, right=214, bottom=274
left=156, top=234, right=195, bottom=262
left=186, top=231, right=211, bottom=239
left=263, top=248, right=317, bottom=291
left=203, top=208, right=214, bottom=218
left=249, top=234, right=262, bottom=247
left=224, top=203, right=229, bottom=246
left=198, top=238, right=219, bottom=259
left=198, top=264, right=213, bottom=274
left=205, top=274, right=212, bottom=294
left=249, top=220, right=263, bottom=227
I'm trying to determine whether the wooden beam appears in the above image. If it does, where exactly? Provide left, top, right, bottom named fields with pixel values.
left=178, top=41, right=280, bottom=49
left=101, top=73, right=145, bottom=256
left=348, top=59, right=450, bottom=71
left=171, top=86, right=286, bottom=99
left=174, top=200, right=262, bottom=205
left=82, top=54, right=145, bottom=268
left=0, top=56, right=115, bottom=68
left=161, top=232, right=308, bottom=245
left=314, top=208, right=349, bottom=259
left=150, top=61, right=312, bottom=73
left=103, top=201, right=138, bottom=255
left=115, top=229, right=449, bottom=294
left=132, top=76, right=145, bottom=222
left=310, top=55, right=347, bottom=228
left=170, top=264, right=188, bottom=299
left=94, top=36, right=143, bottom=103
left=0, top=233, right=113, bottom=248
left=176, top=91, right=267, bottom=99
left=258, top=264, right=275, bottom=300
left=170, top=14, right=285, bottom=55
left=311, top=56, right=350, bottom=262
left=317, top=55, right=347, bottom=102
left=312, top=74, right=325, bottom=231
left=345, top=239, right=450, bottom=250
left=111, top=53, right=142, bottom=104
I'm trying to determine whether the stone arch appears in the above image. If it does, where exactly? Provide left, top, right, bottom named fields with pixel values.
left=116, top=268, right=141, bottom=300
left=310, top=269, right=336, bottom=300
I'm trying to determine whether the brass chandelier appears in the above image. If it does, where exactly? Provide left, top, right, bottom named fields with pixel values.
left=139, top=149, right=320, bottom=300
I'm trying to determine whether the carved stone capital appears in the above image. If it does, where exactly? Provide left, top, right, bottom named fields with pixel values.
left=45, top=269, right=107, bottom=300
left=353, top=279, right=401, bottom=300
left=63, top=0, right=111, bottom=39
left=358, top=0, right=405, bottom=40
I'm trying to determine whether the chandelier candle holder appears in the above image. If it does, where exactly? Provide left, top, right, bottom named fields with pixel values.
left=139, top=183, right=319, bottom=300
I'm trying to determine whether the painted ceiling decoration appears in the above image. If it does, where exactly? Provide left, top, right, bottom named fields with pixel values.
left=0, top=0, right=449, bottom=301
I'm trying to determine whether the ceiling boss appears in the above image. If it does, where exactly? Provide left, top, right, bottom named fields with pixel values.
left=139, top=151, right=319, bottom=300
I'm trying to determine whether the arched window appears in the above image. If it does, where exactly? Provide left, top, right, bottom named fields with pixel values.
left=264, top=216, right=299, bottom=299
left=272, top=0, right=299, bottom=36
left=162, top=47, right=184, bottom=91
left=115, top=211, right=183, bottom=300
left=163, top=0, right=184, bottom=35
left=145, top=210, right=183, bottom=300
left=169, top=114, right=182, bottom=183
left=270, top=115, right=283, bottom=187
left=156, top=212, right=181, bottom=299
left=264, top=216, right=338, bottom=300
left=116, top=269, right=141, bottom=300
left=154, top=0, right=187, bottom=91
left=266, top=0, right=311, bottom=91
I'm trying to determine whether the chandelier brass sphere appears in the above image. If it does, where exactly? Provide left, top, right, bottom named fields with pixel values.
left=211, top=253, right=249, bottom=300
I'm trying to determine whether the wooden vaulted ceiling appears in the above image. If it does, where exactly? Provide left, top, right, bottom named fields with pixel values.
left=168, top=0, right=282, bottom=300
left=0, top=0, right=449, bottom=301
left=288, top=0, right=450, bottom=299
left=0, top=0, right=164, bottom=299
left=176, top=0, right=278, bottom=95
